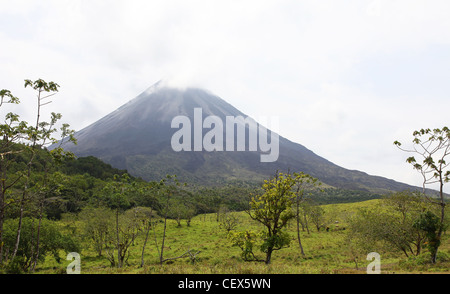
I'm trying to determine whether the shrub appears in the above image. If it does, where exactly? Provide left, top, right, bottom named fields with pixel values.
left=2, top=217, right=80, bottom=272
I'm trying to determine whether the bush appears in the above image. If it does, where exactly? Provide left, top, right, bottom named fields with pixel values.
left=2, top=217, right=80, bottom=272
left=413, top=211, right=442, bottom=262
left=228, top=230, right=261, bottom=262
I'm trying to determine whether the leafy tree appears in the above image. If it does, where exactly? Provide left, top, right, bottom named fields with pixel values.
left=79, top=207, right=114, bottom=257
left=101, top=173, right=135, bottom=268
left=247, top=171, right=298, bottom=264
left=413, top=211, right=443, bottom=261
left=308, top=204, right=326, bottom=232
left=348, top=191, right=432, bottom=258
left=0, top=86, right=29, bottom=265
left=0, top=79, right=75, bottom=267
left=394, top=127, right=449, bottom=263
left=166, top=195, right=196, bottom=227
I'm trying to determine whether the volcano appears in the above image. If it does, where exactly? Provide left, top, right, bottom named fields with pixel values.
left=59, top=81, right=416, bottom=193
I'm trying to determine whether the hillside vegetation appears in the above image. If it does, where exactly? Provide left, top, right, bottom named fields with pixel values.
left=34, top=200, right=450, bottom=274
left=1, top=146, right=448, bottom=274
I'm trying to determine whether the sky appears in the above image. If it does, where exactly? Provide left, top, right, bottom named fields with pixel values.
left=1, top=0, right=449, bottom=192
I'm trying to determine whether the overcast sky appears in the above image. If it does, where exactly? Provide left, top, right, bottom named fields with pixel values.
left=1, top=0, right=449, bottom=192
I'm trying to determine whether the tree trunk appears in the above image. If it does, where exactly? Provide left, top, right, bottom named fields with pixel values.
left=265, top=247, right=273, bottom=265
left=11, top=190, right=27, bottom=261
left=116, top=208, right=121, bottom=268
left=0, top=161, right=5, bottom=265
left=295, top=197, right=305, bottom=256
left=160, top=193, right=171, bottom=265
left=160, top=214, right=168, bottom=265
left=12, top=87, right=43, bottom=262
left=431, top=178, right=446, bottom=264
left=0, top=194, right=4, bottom=265
left=140, top=222, right=151, bottom=268
left=31, top=202, right=44, bottom=272
left=303, top=210, right=310, bottom=234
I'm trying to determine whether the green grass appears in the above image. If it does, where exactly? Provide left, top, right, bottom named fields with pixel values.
left=36, top=199, right=450, bottom=274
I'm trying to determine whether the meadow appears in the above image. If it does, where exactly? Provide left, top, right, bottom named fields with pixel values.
left=37, top=199, right=450, bottom=274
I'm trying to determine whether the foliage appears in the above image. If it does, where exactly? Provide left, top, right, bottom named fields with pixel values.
left=219, top=210, right=241, bottom=233
left=348, top=191, right=440, bottom=258
left=413, top=211, right=442, bottom=262
left=1, top=217, right=79, bottom=272
left=8, top=198, right=448, bottom=274
left=228, top=230, right=261, bottom=262
left=307, top=205, right=326, bottom=232
left=0, top=78, right=76, bottom=269
left=78, top=207, right=114, bottom=257
left=247, top=172, right=299, bottom=264
left=394, top=126, right=449, bottom=263
left=103, top=207, right=145, bottom=267
left=308, top=188, right=381, bottom=204
left=60, top=156, right=130, bottom=180
left=394, top=127, right=450, bottom=186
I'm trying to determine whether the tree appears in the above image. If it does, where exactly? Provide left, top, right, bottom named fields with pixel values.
left=166, top=198, right=195, bottom=227
left=308, top=204, right=326, bottom=232
left=0, top=87, right=30, bottom=265
left=101, top=173, right=134, bottom=268
left=154, top=175, right=194, bottom=265
left=134, top=206, right=157, bottom=268
left=28, top=171, right=67, bottom=272
left=0, top=79, right=75, bottom=267
left=291, top=172, right=321, bottom=256
left=247, top=171, right=298, bottom=264
left=228, top=230, right=261, bottom=262
left=79, top=207, right=114, bottom=257
left=348, top=191, right=432, bottom=258
left=219, top=210, right=240, bottom=233
left=108, top=208, right=143, bottom=267
left=413, top=211, right=442, bottom=262
left=394, top=127, right=449, bottom=263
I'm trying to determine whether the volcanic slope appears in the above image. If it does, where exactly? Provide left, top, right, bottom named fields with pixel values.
left=60, top=82, right=416, bottom=194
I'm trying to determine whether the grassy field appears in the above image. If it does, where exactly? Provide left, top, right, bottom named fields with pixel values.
left=37, top=199, right=449, bottom=274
